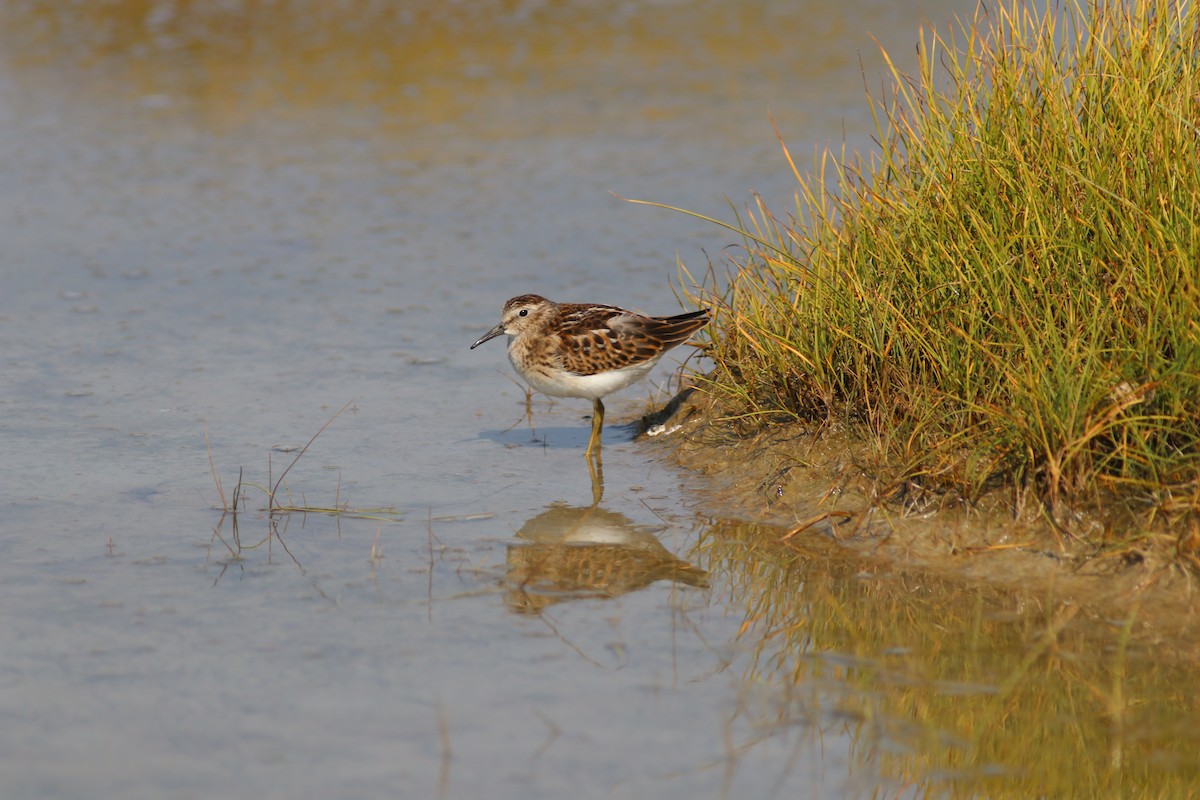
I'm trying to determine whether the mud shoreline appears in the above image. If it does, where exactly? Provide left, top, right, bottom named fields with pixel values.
left=644, top=389, right=1200, bottom=640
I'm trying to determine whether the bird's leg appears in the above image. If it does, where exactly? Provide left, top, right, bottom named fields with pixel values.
left=586, top=446, right=604, bottom=506
left=523, top=386, right=538, bottom=442
left=585, top=398, right=605, bottom=457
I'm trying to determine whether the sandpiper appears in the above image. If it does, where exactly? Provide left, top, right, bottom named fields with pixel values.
left=470, top=294, right=710, bottom=455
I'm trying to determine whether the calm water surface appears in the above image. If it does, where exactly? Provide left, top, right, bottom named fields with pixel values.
left=2, top=2, right=1196, bottom=798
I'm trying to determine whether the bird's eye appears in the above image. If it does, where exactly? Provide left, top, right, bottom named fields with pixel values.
left=518, top=309, right=529, bottom=317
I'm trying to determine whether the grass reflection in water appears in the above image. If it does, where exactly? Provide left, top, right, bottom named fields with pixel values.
left=700, top=519, right=1200, bottom=798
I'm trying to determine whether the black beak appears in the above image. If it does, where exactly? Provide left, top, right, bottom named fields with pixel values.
left=470, top=323, right=507, bottom=349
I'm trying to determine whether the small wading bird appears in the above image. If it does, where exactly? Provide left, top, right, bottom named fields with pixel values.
left=470, top=294, right=710, bottom=456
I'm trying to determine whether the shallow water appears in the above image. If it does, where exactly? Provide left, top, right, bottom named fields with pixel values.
left=2, top=1, right=1196, bottom=798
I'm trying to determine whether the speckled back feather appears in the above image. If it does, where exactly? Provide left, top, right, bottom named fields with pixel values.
left=552, top=303, right=709, bottom=376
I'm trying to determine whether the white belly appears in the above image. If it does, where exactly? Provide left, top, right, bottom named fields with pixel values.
left=510, top=349, right=662, bottom=400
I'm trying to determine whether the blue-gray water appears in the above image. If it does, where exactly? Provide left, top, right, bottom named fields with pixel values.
left=9, top=2, right=1174, bottom=798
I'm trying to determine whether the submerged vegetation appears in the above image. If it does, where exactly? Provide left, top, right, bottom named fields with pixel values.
left=684, top=0, right=1200, bottom=549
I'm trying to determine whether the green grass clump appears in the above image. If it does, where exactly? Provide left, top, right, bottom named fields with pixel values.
left=690, top=0, right=1200, bottom=536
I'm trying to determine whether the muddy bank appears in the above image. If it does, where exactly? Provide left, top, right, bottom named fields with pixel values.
left=644, top=388, right=1200, bottom=637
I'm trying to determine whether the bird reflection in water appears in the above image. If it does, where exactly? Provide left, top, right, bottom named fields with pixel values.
left=504, top=503, right=709, bottom=614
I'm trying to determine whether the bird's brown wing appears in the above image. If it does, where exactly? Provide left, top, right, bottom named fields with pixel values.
left=555, top=305, right=709, bottom=376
